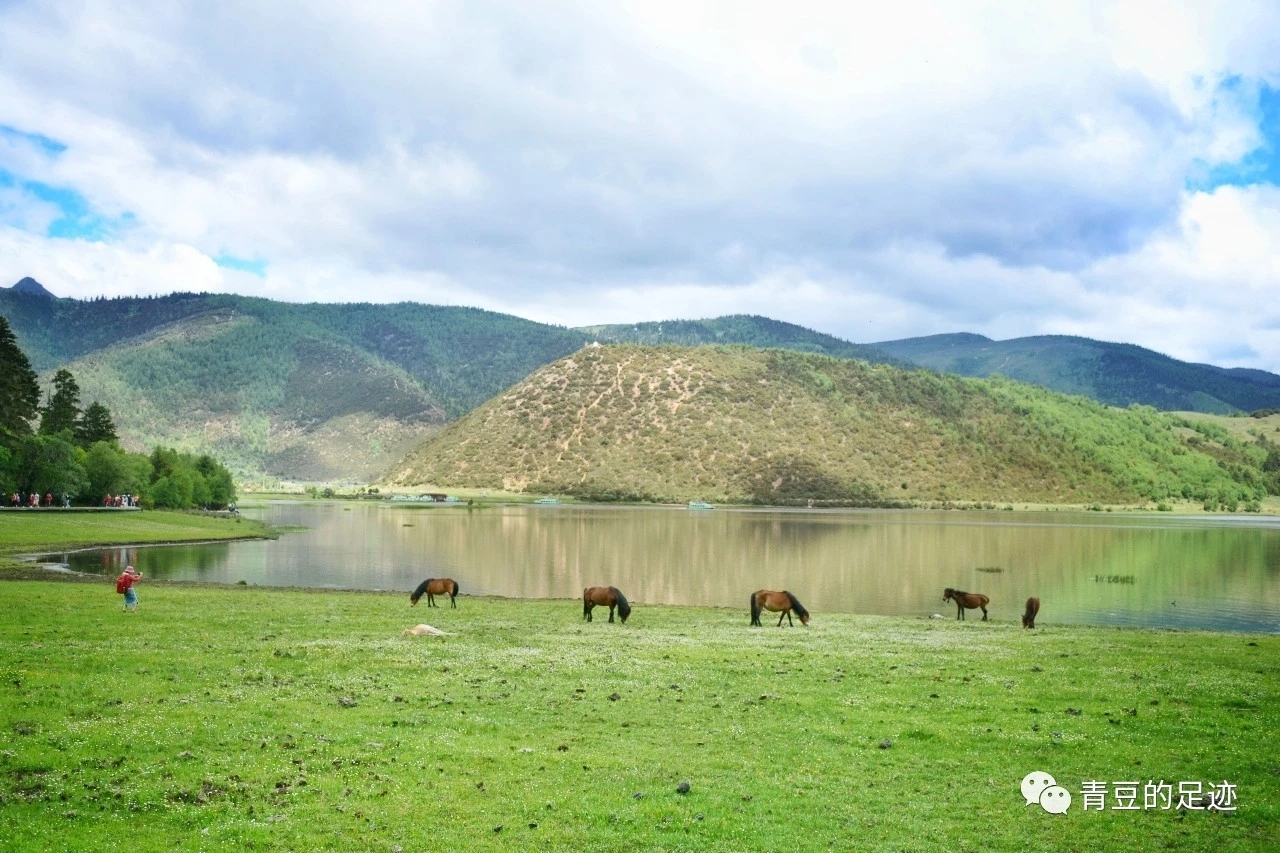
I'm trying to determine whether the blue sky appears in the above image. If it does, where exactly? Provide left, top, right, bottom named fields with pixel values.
left=1, top=1, right=1279, bottom=373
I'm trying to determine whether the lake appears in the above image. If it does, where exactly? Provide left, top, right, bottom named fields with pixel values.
left=40, top=501, right=1280, bottom=633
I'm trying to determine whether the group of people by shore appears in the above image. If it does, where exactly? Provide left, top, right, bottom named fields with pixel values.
left=5, top=492, right=139, bottom=509
left=8, top=491, right=69, bottom=508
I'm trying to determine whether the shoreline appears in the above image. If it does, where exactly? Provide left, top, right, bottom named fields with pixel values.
left=8, top=564, right=1277, bottom=637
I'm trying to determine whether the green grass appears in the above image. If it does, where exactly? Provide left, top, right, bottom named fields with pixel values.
left=0, top=583, right=1275, bottom=851
left=0, top=511, right=274, bottom=570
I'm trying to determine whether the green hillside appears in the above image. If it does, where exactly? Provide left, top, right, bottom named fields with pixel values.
left=388, top=344, right=1273, bottom=506
left=8, top=278, right=1280, bottom=486
left=579, top=315, right=898, bottom=364
left=871, top=333, right=1280, bottom=414
left=0, top=287, right=590, bottom=481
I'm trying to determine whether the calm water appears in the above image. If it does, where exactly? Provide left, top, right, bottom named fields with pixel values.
left=39, top=502, right=1280, bottom=633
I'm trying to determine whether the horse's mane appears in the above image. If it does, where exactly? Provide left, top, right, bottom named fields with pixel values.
left=611, top=586, right=631, bottom=619
left=410, top=578, right=432, bottom=604
left=785, top=591, right=808, bottom=619
left=947, top=588, right=968, bottom=597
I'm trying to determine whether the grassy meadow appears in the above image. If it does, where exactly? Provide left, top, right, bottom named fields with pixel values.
left=0, top=510, right=274, bottom=574
left=1, top=582, right=1276, bottom=851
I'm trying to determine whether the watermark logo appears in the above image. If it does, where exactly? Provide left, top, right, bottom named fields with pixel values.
left=1022, top=771, right=1072, bottom=814
left=1023, top=772, right=1237, bottom=813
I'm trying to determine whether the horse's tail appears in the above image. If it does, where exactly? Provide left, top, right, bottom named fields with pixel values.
left=450, top=579, right=460, bottom=597
left=785, top=591, right=810, bottom=623
left=612, top=587, right=631, bottom=623
left=750, top=591, right=760, bottom=625
left=583, top=588, right=590, bottom=618
left=410, top=579, right=431, bottom=605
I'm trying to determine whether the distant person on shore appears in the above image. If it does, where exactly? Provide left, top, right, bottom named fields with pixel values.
left=44, top=493, right=52, bottom=507
left=117, top=566, right=142, bottom=612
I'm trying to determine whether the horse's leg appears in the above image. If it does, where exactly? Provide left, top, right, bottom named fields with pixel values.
left=981, top=606, right=988, bottom=622
left=450, top=592, right=457, bottom=609
left=957, top=603, right=964, bottom=620
left=608, top=605, right=615, bottom=623
left=585, top=603, right=593, bottom=622
left=777, top=611, right=786, bottom=627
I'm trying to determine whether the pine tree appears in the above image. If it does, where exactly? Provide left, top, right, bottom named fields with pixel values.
left=0, top=315, right=40, bottom=442
left=39, top=368, right=82, bottom=437
left=77, top=401, right=119, bottom=446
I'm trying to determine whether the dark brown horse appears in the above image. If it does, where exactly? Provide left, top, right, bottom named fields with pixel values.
left=410, top=578, right=459, bottom=608
left=1022, top=596, right=1040, bottom=629
left=583, top=586, right=631, bottom=623
left=750, top=590, right=810, bottom=627
left=943, top=588, right=989, bottom=621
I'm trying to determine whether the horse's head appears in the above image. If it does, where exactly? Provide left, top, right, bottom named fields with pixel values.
left=800, top=612, right=811, bottom=627
left=943, top=588, right=955, bottom=602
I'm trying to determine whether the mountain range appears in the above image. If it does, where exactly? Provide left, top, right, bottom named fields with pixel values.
left=388, top=344, right=1271, bottom=505
left=4, top=278, right=1280, bottom=483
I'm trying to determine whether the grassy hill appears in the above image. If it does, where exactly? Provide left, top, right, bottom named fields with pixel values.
left=871, top=333, right=1280, bottom=414
left=579, top=315, right=898, bottom=364
left=387, top=344, right=1272, bottom=506
left=0, top=287, right=590, bottom=481
left=7, top=277, right=1280, bottom=487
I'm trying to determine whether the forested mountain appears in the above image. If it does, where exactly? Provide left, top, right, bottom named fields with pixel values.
left=869, top=334, right=1280, bottom=414
left=389, top=344, right=1274, bottom=506
left=1, top=283, right=589, bottom=481
left=577, top=320, right=1280, bottom=414
left=6, top=277, right=1280, bottom=485
left=579, top=316, right=898, bottom=365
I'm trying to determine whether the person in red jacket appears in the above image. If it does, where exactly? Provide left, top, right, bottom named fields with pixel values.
left=117, top=566, right=142, bottom=612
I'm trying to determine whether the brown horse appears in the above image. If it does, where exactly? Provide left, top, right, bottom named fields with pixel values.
left=750, top=590, right=810, bottom=627
left=583, top=586, right=631, bottom=623
left=943, top=588, right=989, bottom=621
left=1022, top=597, right=1040, bottom=629
left=410, top=578, right=459, bottom=608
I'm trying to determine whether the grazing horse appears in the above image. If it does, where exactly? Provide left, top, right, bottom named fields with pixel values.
left=943, top=588, right=989, bottom=621
left=583, top=586, right=631, bottom=623
left=410, top=578, right=459, bottom=608
left=1022, top=596, right=1040, bottom=629
left=750, top=590, right=810, bottom=627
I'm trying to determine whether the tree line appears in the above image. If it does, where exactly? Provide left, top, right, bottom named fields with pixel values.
left=0, top=316, right=235, bottom=509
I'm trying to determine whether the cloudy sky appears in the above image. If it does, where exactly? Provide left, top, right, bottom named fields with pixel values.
left=2, top=1, right=1279, bottom=370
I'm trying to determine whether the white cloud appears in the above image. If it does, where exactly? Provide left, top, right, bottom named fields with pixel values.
left=0, top=0, right=1278, bottom=370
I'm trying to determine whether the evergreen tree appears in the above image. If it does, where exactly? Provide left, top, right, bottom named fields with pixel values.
left=39, top=368, right=82, bottom=437
left=0, top=315, right=40, bottom=442
left=77, top=401, right=119, bottom=446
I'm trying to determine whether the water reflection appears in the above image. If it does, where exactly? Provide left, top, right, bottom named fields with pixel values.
left=44, top=503, right=1280, bottom=633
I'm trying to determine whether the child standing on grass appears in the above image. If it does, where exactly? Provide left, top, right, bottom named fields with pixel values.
left=117, top=566, right=142, bottom=613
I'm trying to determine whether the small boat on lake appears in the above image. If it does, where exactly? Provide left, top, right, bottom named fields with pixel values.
left=687, top=500, right=714, bottom=510
left=534, top=497, right=560, bottom=505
